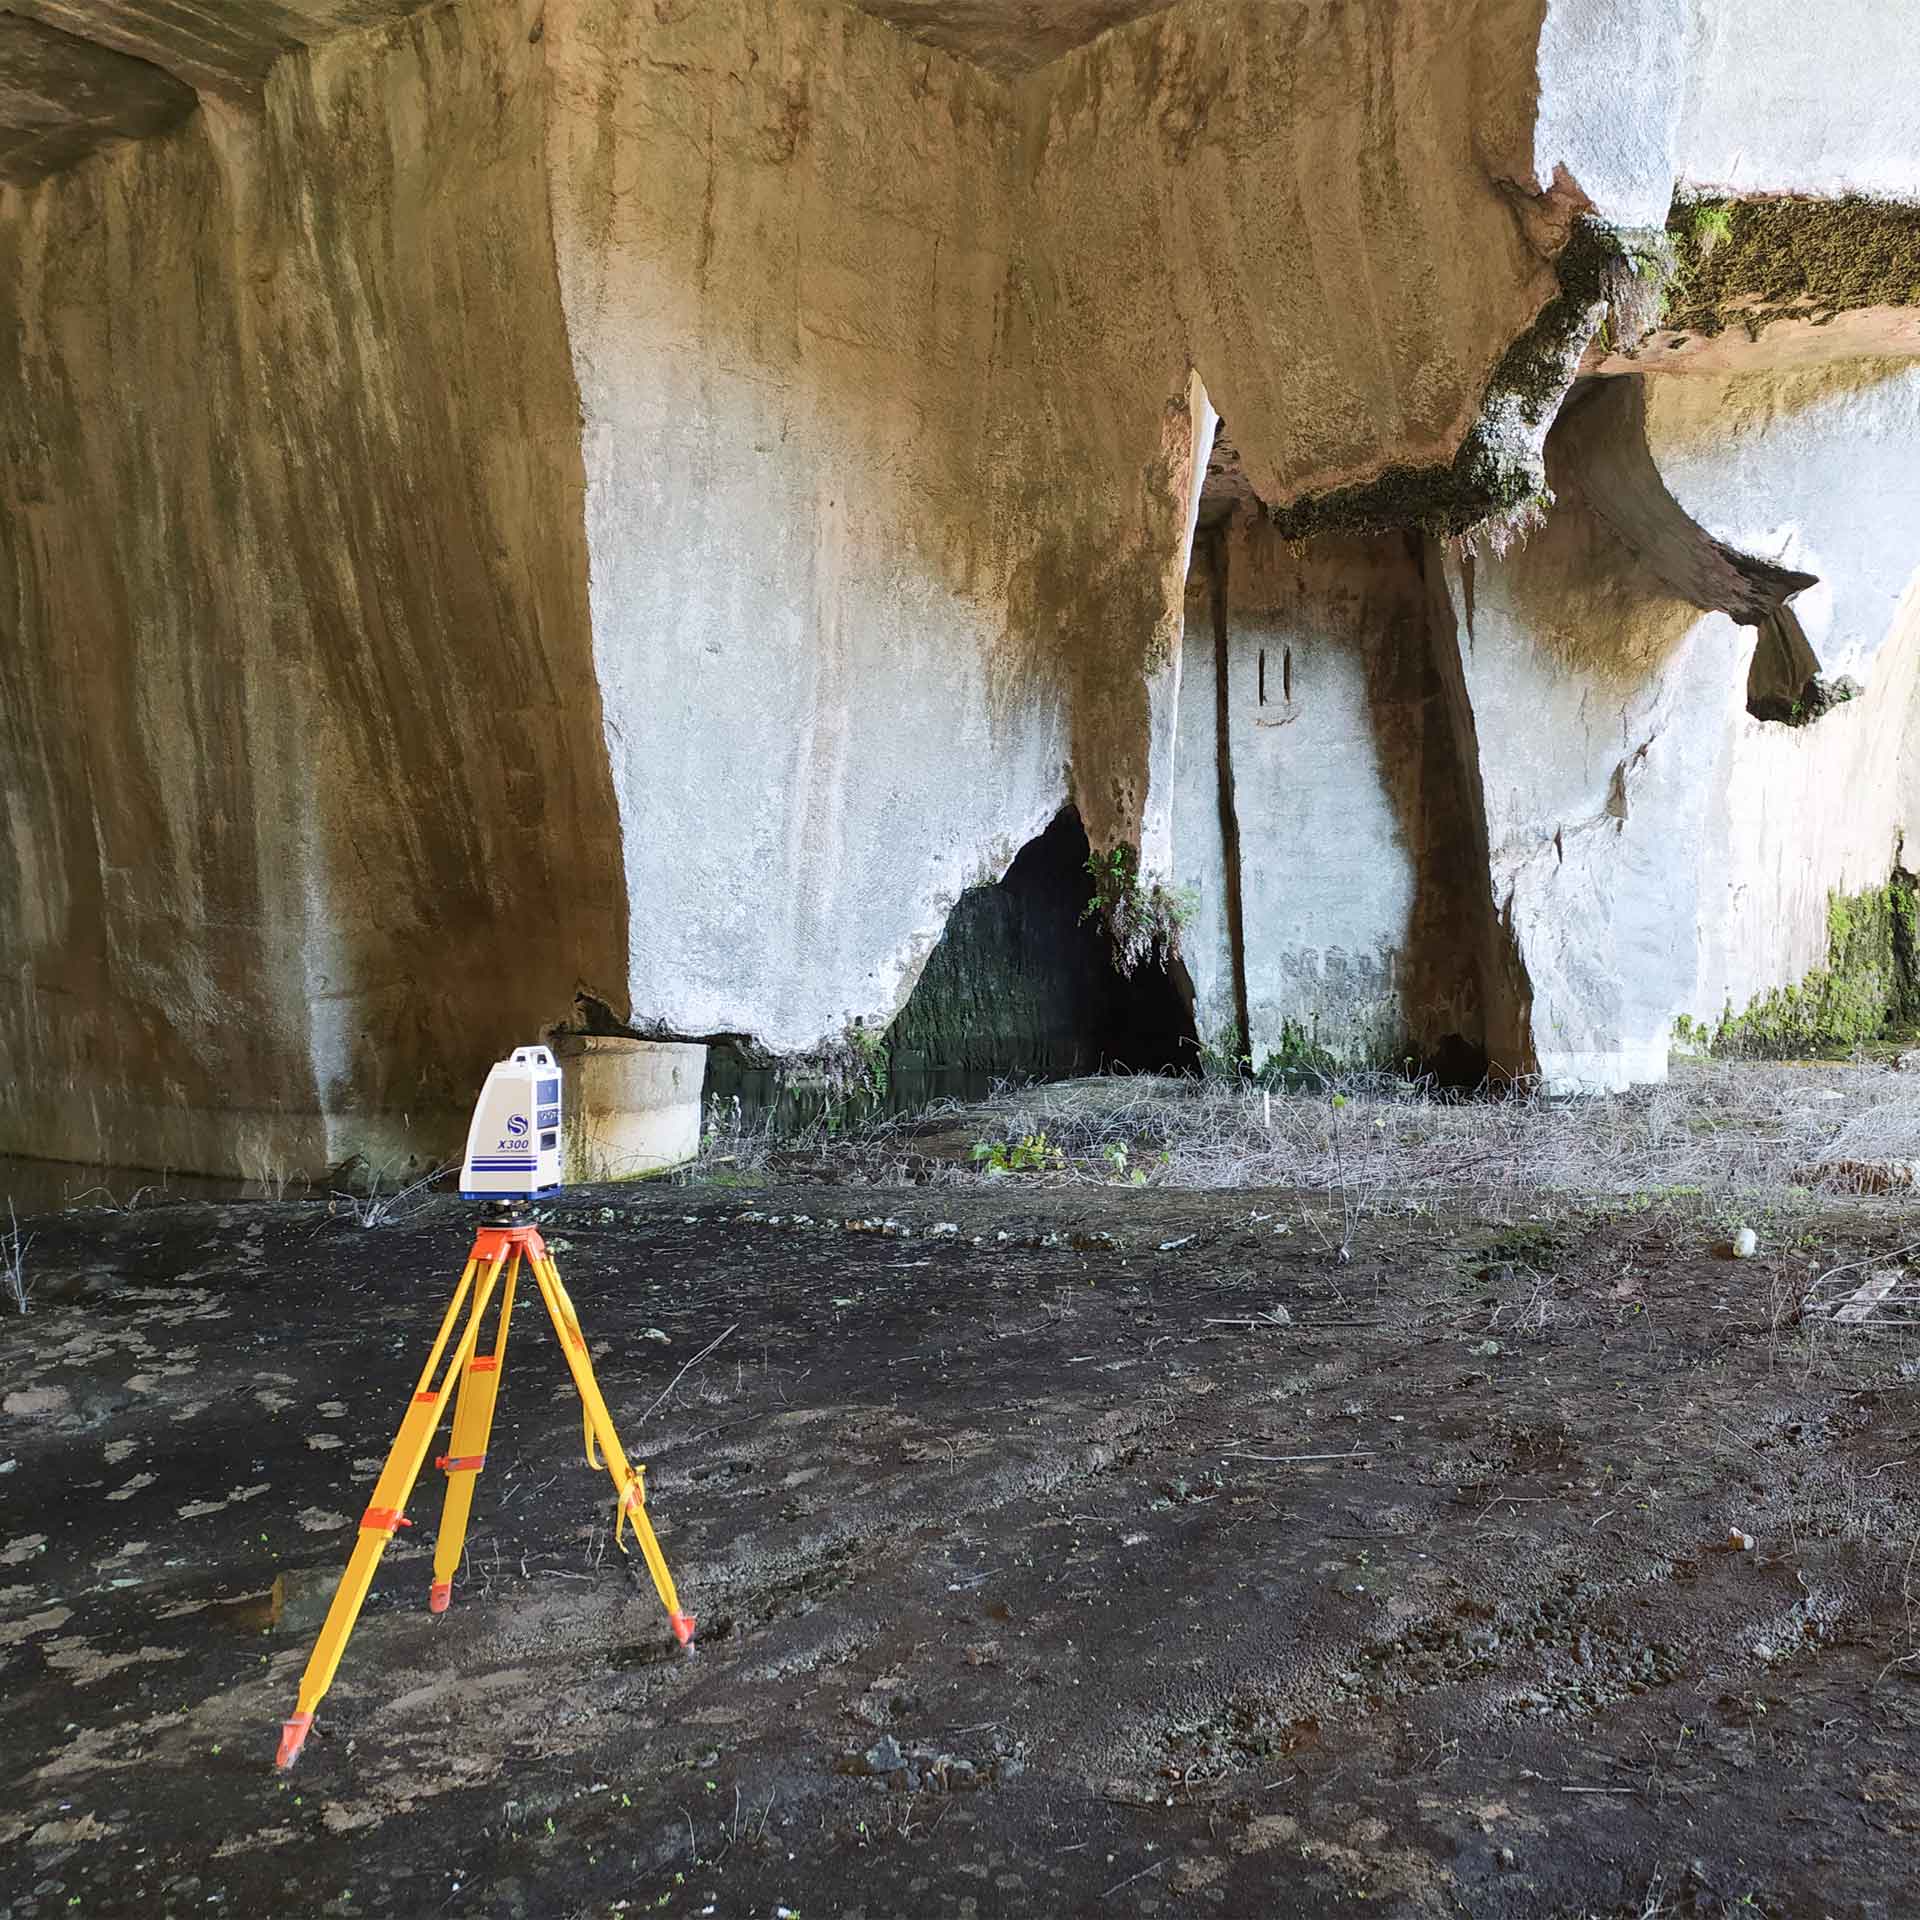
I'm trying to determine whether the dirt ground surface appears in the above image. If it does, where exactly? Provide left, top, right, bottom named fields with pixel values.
left=5, top=1121, right=1920, bottom=1918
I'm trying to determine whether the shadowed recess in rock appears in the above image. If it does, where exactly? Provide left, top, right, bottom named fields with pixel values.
left=0, top=9, right=195, bottom=183
left=888, top=806, right=1197, bottom=1088
left=702, top=809, right=1197, bottom=1133
left=1547, top=375, right=1827, bottom=725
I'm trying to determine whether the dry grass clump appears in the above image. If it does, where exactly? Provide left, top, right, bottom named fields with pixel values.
left=688, top=1093, right=786, bottom=1181
left=881, top=1060, right=1920, bottom=1202
left=326, top=1161, right=449, bottom=1228
left=677, top=1059, right=1920, bottom=1214
left=3, top=1199, right=30, bottom=1314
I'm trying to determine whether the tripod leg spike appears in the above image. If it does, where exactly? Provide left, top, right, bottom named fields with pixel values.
left=619, top=1471, right=694, bottom=1640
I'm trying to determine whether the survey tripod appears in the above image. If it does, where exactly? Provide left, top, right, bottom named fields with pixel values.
left=275, top=1202, right=694, bottom=1768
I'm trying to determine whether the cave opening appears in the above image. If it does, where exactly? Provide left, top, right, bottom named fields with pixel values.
left=700, top=808, right=1198, bottom=1133
left=885, top=806, right=1198, bottom=1097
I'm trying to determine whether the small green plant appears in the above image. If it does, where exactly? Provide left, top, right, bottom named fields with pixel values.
left=1692, top=872, right=1920, bottom=1056
left=846, top=1022, right=890, bottom=1104
left=700, top=1091, right=739, bottom=1154
left=1687, top=200, right=1734, bottom=248
left=1194, top=1029, right=1252, bottom=1082
left=972, top=1132, right=1066, bottom=1176
left=1082, top=844, right=1195, bottom=977
left=1259, top=1019, right=1341, bottom=1084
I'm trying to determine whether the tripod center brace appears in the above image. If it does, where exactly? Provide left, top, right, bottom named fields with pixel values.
left=275, top=1215, right=694, bottom=1768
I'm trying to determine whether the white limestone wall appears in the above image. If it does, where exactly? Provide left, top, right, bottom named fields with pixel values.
left=1650, top=364, right=1920, bottom=1025
left=1439, top=361, right=1920, bottom=1091
left=545, top=0, right=1044, bottom=1060
left=1173, top=520, right=1480, bottom=1072
left=1138, top=373, right=1217, bottom=883
left=1532, top=0, right=1688, bottom=227
left=1441, top=536, right=1745, bottom=1093
left=556, top=1035, right=706, bottom=1181
left=543, top=0, right=1603, bottom=1061
left=1172, top=559, right=1237, bottom=1055
left=544, top=0, right=1230, bottom=1058
left=1231, top=535, right=1420, bottom=1069
left=1674, top=0, right=1920, bottom=202
left=1532, top=0, right=1920, bottom=221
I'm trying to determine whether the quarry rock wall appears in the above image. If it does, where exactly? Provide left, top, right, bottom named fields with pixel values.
left=0, top=0, right=624, bottom=1175
left=1173, top=519, right=1484, bottom=1073
left=541, top=0, right=1583, bottom=1065
left=1, top=0, right=1918, bottom=1168
left=1657, top=364, right=1920, bottom=1033
left=544, top=0, right=1090, bottom=1060
left=1412, top=360, right=1920, bottom=1090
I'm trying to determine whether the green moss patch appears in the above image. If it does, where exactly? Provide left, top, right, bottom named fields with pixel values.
left=1692, top=872, right=1920, bottom=1059
left=1664, top=194, right=1920, bottom=340
left=1256, top=1018, right=1343, bottom=1085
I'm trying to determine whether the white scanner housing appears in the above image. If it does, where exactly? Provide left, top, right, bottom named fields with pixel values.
left=461, top=1045, right=564, bottom=1199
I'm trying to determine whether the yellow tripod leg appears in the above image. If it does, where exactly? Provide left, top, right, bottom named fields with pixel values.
left=275, top=1244, right=510, bottom=1769
left=532, top=1250, right=695, bottom=1646
left=427, top=1252, right=519, bottom=1613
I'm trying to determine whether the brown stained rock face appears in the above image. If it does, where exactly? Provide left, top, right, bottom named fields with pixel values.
left=1015, top=0, right=1562, bottom=518
left=0, top=0, right=625, bottom=1174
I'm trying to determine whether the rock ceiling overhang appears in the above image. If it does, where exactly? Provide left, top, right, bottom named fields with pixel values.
left=843, top=0, right=1180, bottom=72
left=0, top=0, right=1182, bottom=185
left=0, top=0, right=456, bottom=182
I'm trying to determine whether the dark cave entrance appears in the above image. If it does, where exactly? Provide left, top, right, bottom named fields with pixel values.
left=701, top=808, right=1197, bottom=1131
left=886, top=806, right=1198, bottom=1097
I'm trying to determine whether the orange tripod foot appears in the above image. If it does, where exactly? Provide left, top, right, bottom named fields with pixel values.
left=428, top=1579, right=452, bottom=1614
left=276, top=1712, right=314, bottom=1770
left=671, top=1611, right=697, bottom=1646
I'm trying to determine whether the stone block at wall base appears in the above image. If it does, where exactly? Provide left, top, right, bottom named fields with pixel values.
left=555, top=1035, right=705, bottom=1183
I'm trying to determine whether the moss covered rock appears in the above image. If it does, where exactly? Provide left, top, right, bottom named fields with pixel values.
left=1664, top=195, right=1920, bottom=342
left=1691, top=872, right=1920, bottom=1058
